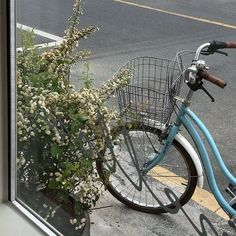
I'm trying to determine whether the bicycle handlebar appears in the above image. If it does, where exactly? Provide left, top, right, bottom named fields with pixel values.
left=197, top=69, right=227, bottom=88
left=226, top=41, right=236, bottom=48
left=192, top=40, right=236, bottom=88
left=209, top=40, right=236, bottom=50
left=199, top=40, right=236, bottom=57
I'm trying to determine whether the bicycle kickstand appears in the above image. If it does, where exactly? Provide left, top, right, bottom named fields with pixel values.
left=228, top=217, right=236, bottom=230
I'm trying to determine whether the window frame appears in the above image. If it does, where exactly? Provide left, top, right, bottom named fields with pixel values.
left=0, top=0, right=8, bottom=205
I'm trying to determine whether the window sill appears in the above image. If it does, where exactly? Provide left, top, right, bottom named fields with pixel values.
left=0, top=201, right=46, bottom=236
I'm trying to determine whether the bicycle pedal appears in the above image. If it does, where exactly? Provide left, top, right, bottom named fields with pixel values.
left=228, top=216, right=236, bottom=230
left=229, top=197, right=236, bottom=210
left=226, top=184, right=236, bottom=198
left=229, top=183, right=236, bottom=194
left=226, top=187, right=236, bottom=198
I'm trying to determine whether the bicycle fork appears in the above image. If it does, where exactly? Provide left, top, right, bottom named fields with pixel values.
left=142, top=123, right=180, bottom=175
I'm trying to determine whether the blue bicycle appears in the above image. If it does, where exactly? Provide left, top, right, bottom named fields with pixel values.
left=96, top=41, right=236, bottom=229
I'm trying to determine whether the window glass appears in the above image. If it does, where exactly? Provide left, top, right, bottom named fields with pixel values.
left=15, top=0, right=236, bottom=235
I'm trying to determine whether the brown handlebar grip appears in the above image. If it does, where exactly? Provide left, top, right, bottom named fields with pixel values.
left=198, top=70, right=227, bottom=88
left=226, top=42, right=236, bottom=48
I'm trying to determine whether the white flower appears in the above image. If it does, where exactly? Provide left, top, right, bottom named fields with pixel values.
left=55, top=112, right=63, bottom=116
left=51, top=210, right=56, bottom=217
left=55, top=172, right=62, bottom=177
left=36, top=183, right=46, bottom=191
left=45, top=130, right=51, bottom=135
left=55, top=177, right=61, bottom=182
left=20, top=157, right=25, bottom=165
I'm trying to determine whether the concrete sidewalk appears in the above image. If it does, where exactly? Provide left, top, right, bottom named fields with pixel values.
left=90, top=191, right=234, bottom=236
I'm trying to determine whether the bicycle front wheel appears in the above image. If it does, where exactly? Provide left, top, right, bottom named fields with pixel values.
left=96, top=124, right=198, bottom=214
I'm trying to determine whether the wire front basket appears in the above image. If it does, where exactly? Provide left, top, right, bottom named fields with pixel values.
left=114, top=56, right=184, bottom=129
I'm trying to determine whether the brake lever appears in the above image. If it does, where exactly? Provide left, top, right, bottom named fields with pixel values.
left=200, top=85, right=215, bottom=102
left=215, top=50, right=228, bottom=56
left=200, top=50, right=210, bottom=55
left=200, top=49, right=228, bottom=56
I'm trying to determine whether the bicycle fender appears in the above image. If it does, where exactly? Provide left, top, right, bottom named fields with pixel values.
left=175, top=133, right=204, bottom=188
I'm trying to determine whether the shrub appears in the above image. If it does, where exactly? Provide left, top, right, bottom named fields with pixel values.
left=16, top=0, right=131, bottom=231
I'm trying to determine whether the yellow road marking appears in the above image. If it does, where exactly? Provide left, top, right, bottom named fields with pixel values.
left=152, top=166, right=229, bottom=220
left=192, top=187, right=228, bottom=220
left=114, top=0, right=236, bottom=30
left=150, top=166, right=188, bottom=186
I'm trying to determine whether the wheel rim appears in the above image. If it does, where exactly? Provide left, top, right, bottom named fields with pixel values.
left=99, top=126, right=197, bottom=212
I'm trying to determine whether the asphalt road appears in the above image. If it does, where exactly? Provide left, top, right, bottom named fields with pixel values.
left=16, top=0, right=236, bottom=235
left=17, top=0, right=236, bottom=184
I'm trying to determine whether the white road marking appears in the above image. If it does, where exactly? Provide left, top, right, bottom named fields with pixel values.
left=17, top=23, right=63, bottom=42
left=16, top=23, right=64, bottom=50
left=17, top=41, right=60, bottom=51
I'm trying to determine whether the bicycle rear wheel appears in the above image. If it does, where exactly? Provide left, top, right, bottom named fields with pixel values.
left=96, top=124, right=198, bottom=214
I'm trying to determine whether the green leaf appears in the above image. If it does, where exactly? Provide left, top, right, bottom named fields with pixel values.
left=127, top=123, right=133, bottom=129
left=71, top=122, right=82, bottom=134
left=50, top=144, right=63, bottom=157
left=48, top=179, right=59, bottom=189
left=71, top=113, right=88, bottom=123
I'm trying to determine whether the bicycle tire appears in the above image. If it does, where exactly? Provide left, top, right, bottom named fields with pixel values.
left=96, top=124, right=198, bottom=214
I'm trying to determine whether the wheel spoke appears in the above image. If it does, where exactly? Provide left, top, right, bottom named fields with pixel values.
left=97, top=126, right=197, bottom=213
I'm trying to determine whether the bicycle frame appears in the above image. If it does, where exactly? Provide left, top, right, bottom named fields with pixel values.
left=143, top=102, right=236, bottom=218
